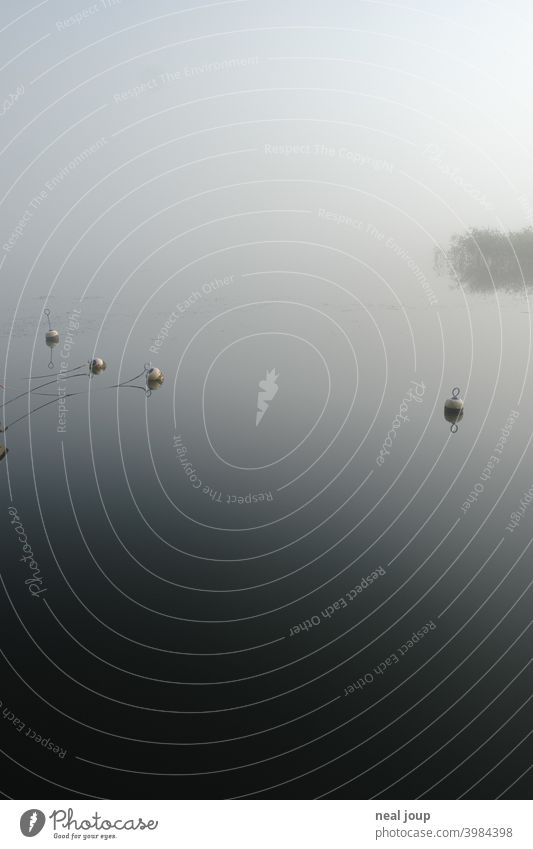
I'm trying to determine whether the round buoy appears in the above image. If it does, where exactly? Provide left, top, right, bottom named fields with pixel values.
left=45, top=319, right=59, bottom=367
left=146, top=367, right=164, bottom=387
left=44, top=309, right=59, bottom=346
left=444, top=387, right=464, bottom=432
left=90, top=357, right=107, bottom=374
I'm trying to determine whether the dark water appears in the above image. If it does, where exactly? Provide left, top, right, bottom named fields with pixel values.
left=2, top=282, right=532, bottom=799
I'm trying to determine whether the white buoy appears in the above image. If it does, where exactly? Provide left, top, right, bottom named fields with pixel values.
left=90, top=357, right=107, bottom=374
left=44, top=309, right=59, bottom=342
left=44, top=309, right=59, bottom=368
left=444, top=387, right=464, bottom=432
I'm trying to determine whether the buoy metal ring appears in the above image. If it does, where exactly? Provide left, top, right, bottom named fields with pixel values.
left=452, top=387, right=461, bottom=398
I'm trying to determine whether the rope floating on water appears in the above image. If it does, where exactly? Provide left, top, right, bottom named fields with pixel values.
left=110, top=365, right=150, bottom=388
left=0, top=372, right=89, bottom=409
left=3, top=392, right=86, bottom=430
left=25, top=362, right=87, bottom=380
left=1, top=363, right=162, bottom=431
left=0, top=348, right=169, bottom=439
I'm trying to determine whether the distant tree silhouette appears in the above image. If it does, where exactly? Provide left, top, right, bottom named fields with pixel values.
left=435, top=227, right=533, bottom=292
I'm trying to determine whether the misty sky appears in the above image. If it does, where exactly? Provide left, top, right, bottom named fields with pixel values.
left=2, top=0, right=533, bottom=313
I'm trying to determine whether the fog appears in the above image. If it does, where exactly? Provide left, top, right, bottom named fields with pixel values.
left=2, top=0, right=533, bottom=802
left=2, top=0, right=533, bottom=318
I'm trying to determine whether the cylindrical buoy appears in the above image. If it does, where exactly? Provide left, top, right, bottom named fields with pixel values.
left=90, top=357, right=107, bottom=374
left=146, top=367, right=164, bottom=387
left=444, top=387, right=464, bottom=432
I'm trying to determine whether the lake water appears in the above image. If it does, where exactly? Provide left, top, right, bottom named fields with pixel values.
left=2, top=278, right=532, bottom=799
